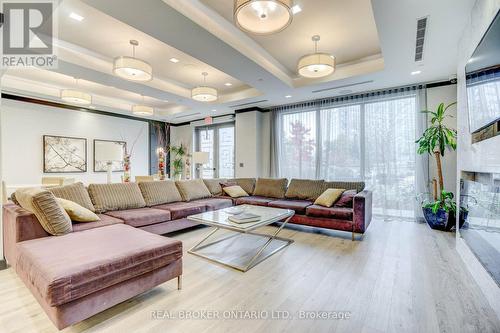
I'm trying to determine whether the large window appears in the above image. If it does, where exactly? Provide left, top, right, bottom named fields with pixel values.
left=195, top=123, right=235, bottom=178
left=274, top=91, right=422, bottom=217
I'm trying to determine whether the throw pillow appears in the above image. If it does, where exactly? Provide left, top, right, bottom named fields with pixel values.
left=15, top=187, right=72, bottom=235
left=253, top=178, right=288, bottom=198
left=285, top=179, right=325, bottom=200
left=223, top=185, right=249, bottom=198
left=57, top=198, right=100, bottom=222
left=175, top=179, right=212, bottom=201
left=48, top=182, right=96, bottom=212
left=139, top=180, right=182, bottom=206
left=203, top=178, right=227, bottom=195
left=314, top=188, right=346, bottom=208
left=88, top=183, right=146, bottom=214
left=334, top=189, right=357, bottom=208
left=228, top=178, right=256, bottom=195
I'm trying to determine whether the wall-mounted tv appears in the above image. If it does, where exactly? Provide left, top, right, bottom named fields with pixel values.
left=466, top=10, right=500, bottom=140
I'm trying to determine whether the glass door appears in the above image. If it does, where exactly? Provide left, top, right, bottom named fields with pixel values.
left=195, top=123, right=234, bottom=178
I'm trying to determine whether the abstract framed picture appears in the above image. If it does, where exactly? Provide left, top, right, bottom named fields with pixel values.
left=43, top=135, right=87, bottom=173
left=93, top=140, right=126, bottom=172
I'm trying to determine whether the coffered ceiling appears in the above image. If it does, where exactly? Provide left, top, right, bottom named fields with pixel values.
left=0, top=0, right=476, bottom=123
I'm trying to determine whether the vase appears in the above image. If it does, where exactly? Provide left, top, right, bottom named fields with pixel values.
left=123, top=154, right=131, bottom=182
left=158, top=149, right=165, bottom=180
left=422, top=207, right=449, bottom=231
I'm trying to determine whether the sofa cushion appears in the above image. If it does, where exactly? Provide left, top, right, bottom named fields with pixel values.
left=72, top=214, right=124, bottom=232
left=223, top=185, right=249, bottom=198
left=15, top=187, right=72, bottom=236
left=334, top=189, right=357, bottom=208
left=16, top=224, right=182, bottom=307
left=88, top=183, right=146, bottom=213
left=195, top=198, right=234, bottom=210
left=253, top=178, right=288, bottom=198
left=49, top=182, right=95, bottom=212
left=323, top=181, right=365, bottom=193
left=306, top=205, right=353, bottom=220
left=229, top=178, right=256, bottom=195
left=175, top=179, right=212, bottom=202
left=105, top=208, right=171, bottom=228
left=314, top=188, right=345, bottom=207
left=268, top=199, right=313, bottom=214
left=138, top=180, right=182, bottom=206
left=154, top=201, right=207, bottom=220
left=57, top=198, right=100, bottom=222
left=203, top=178, right=227, bottom=195
left=285, top=179, right=325, bottom=201
left=235, top=196, right=274, bottom=206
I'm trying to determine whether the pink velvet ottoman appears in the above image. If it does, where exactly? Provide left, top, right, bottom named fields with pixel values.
left=15, top=224, right=182, bottom=330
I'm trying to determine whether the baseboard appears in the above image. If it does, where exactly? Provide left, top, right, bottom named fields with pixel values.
left=456, top=237, right=500, bottom=321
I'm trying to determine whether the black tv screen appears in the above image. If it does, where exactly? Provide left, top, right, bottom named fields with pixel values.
left=466, top=10, right=500, bottom=134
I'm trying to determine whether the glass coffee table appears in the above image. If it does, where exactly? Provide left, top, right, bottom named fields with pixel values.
left=187, top=204, right=295, bottom=272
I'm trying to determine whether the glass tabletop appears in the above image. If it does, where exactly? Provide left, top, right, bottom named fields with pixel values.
left=187, top=204, right=294, bottom=231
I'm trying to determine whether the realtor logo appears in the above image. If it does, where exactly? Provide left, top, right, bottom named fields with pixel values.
left=1, top=0, right=58, bottom=68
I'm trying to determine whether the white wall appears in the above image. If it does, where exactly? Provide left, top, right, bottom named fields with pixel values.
left=455, top=0, right=500, bottom=319
left=235, top=111, right=270, bottom=178
left=1, top=99, right=149, bottom=187
left=427, top=85, right=458, bottom=194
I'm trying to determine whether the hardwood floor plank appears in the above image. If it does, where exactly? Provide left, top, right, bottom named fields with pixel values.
left=0, top=219, right=499, bottom=333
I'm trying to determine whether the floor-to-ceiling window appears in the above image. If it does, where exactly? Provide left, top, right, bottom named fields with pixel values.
left=273, top=88, right=425, bottom=218
left=195, top=123, right=235, bottom=178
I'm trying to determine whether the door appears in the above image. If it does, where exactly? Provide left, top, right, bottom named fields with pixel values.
left=195, top=123, right=235, bottom=178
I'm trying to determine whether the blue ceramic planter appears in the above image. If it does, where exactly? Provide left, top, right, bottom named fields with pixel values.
left=423, top=207, right=449, bottom=231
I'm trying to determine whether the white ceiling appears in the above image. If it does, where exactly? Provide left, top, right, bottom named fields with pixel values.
left=0, top=0, right=476, bottom=123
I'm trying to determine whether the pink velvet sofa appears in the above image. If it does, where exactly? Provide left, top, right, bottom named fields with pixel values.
left=2, top=178, right=372, bottom=330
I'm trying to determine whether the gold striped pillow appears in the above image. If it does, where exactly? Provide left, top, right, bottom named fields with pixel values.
left=15, top=188, right=72, bottom=235
left=175, top=179, right=212, bottom=202
left=49, top=182, right=95, bottom=212
left=139, top=180, right=182, bottom=206
left=88, top=183, right=146, bottom=213
left=285, top=179, right=325, bottom=201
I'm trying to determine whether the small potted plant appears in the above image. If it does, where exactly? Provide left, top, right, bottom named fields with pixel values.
left=170, top=144, right=186, bottom=180
left=416, top=102, right=458, bottom=230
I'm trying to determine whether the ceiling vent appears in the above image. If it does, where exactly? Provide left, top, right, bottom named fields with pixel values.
left=414, top=16, right=428, bottom=62
left=174, top=112, right=201, bottom=119
left=229, top=99, right=268, bottom=108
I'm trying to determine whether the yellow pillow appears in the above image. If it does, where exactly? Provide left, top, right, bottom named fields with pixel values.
left=57, top=198, right=100, bottom=222
left=314, top=188, right=346, bottom=207
left=223, top=185, right=249, bottom=198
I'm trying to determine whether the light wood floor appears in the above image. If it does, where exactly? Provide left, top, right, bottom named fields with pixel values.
left=1, top=218, right=499, bottom=333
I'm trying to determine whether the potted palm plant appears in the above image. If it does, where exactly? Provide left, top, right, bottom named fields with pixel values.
left=170, top=144, right=186, bottom=180
left=416, top=102, right=457, bottom=230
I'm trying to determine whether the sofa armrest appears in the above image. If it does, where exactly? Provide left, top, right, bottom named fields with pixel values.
left=353, top=190, right=372, bottom=233
left=3, top=203, right=49, bottom=266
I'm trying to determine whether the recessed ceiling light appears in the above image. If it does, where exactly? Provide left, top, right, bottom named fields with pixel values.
left=69, top=12, right=84, bottom=21
left=224, top=82, right=233, bottom=86
left=169, top=58, right=180, bottom=63
left=212, top=109, right=217, bottom=112
left=291, top=5, right=302, bottom=14
left=285, top=95, right=292, bottom=98
left=411, top=70, right=422, bottom=75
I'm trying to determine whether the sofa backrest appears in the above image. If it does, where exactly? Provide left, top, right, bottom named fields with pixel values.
left=88, top=183, right=146, bottom=213
left=175, top=179, right=212, bottom=202
left=138, top=180, right=182, bottom=206
left=202, top=178, right=227, bottom=196
left=285, top=179, right=325, bottom=201
left=228, top=178, right=256, bottom=195
left=323, top=181, right=365, bottom=193
left=48, top=182, right=95, bottom=212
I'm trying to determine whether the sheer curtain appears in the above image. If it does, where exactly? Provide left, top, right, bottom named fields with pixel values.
left=270, top=86, right=428, bottom=219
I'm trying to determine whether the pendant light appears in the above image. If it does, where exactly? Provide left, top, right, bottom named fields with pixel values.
left=113, top=40, right=153, bottom=82
left=132, top=95, right=154, bottom=116
left=234, top=0, right=293, bottom=35
left=192, top=72, right=218, bottom=102
left=297, top=35, right=335, bottom=78
left=60, top=78, right=92, bottom=105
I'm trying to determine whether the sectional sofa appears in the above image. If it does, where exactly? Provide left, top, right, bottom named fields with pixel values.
left=2, top=178, right=371, bottom=329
